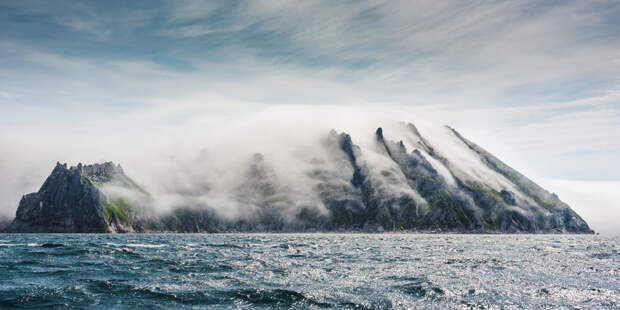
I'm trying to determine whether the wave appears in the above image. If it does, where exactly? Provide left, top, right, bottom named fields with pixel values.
left=0, top=234, right=617, bottom=309
left=23, top=243, right=66, bottom=248
left=124, top=243, right=166, bottom=248
left=41, top=243, right=65, bottom=248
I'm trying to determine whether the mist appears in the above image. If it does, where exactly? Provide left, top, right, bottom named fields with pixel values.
left=0, top=105, right=427, bottom=218
left=1, top=103, right=617, bottom=235
left=0, top=105, right=489, bottom=217
left=2, top=0, right=618, bottom=234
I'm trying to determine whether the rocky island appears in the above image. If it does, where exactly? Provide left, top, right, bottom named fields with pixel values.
left=7, top=162, right=155, bottom=233
left=5, top=124, right=593, bottom=234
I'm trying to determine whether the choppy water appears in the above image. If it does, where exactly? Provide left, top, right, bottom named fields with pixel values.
left=0, top=234, right=618, bottom=309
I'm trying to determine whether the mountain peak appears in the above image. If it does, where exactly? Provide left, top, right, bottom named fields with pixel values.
left=7, top=161, right=144, bottom=233
left=375, top=127, right=384, bottom=141
left=80, top=161, right=124, bottom=179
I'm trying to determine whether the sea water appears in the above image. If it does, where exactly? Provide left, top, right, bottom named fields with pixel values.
left=0, top=234, right=618, bottom=309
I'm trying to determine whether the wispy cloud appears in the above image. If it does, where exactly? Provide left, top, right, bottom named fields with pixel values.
left=167, top=0, right=219, bottom=23
left=157, top=24, right=249, bottom=38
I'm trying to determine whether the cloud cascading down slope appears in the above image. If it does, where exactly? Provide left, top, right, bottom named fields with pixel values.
left=5, top=110, right=593, bottom=234
left=0, top=1, right=618, bottom=234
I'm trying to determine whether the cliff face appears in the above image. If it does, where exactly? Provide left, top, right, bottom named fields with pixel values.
left=155, top=125, right=592, bottom=234
left=314, top=126, right=592, bottom=233
left=5, top=123, right=594, bottom=234
left=7, top=162, right=146, bottom=233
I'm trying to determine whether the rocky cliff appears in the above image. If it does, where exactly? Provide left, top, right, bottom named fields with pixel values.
left=6, top=123, right=593, bottom=233
left=7, top=162, right=151, bottom=233
left=313, top=126, right=593, bottom=233
left=158, top=125, right=592, bottom=233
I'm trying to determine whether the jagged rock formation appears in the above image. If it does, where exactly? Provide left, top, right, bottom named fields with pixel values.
left=314, top=125, right=592, bottom=233
left=5, top=123, right=593, bottom=234
left=146, top=124, right=592, bottom=234
left=7, top=162, right=152, bottom=233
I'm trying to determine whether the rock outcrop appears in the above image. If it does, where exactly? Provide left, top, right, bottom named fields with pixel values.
left=156, top=125, right=592, bottom=234
left=7, top=162, right=150, bottom=233
left=314, top=126, right=593, bottom=233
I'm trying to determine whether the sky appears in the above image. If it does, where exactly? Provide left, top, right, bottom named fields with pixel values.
left=1, top=0, right=619, bottom=234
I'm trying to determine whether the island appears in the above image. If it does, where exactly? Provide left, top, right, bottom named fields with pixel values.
left=5, top=124, right=593, bottom=234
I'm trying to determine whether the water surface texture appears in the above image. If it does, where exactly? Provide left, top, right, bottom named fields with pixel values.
left=0, top=234, right=618, bottom=309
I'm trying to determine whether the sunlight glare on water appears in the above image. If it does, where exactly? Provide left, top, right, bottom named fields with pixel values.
left=0, top=234, right=618, bottom=309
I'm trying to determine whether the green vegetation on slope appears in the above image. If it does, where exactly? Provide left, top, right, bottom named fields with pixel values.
left=102, top=197, right=133, bottom=223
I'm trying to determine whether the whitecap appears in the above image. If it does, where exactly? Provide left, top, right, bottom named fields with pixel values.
left=125, top=243, right=166, bottom=248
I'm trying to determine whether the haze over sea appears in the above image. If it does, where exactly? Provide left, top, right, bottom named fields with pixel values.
left=1, top=234, right=618, bottom=309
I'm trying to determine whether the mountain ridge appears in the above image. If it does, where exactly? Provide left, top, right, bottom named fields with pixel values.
left=5, top=124, right=593, bottom=234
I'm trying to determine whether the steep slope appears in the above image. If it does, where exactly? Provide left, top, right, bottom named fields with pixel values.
left=305, top=124, right=591, bottom=233
left=5, top=122, right=593, bottom=234
left=7, top=162, right=152, bottom=233
left=444, top=126, right=591, bottom=232
left=373, top=123, right=592, bottom=233
left=314, top=130, right=425, bottom=231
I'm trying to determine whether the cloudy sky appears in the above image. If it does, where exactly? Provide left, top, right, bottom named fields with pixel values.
left=1, top=0, right=619, bottom=234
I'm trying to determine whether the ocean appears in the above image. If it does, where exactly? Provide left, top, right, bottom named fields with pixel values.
left=0, top=234, right=618, bottom=309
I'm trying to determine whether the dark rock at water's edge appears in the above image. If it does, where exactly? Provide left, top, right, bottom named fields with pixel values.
left=5, top=125, right=594, bottom=234
left=7, top=162, right=154, bottom=233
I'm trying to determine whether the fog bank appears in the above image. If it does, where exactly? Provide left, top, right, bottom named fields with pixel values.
left=0, top=105, right=616, bottom=234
